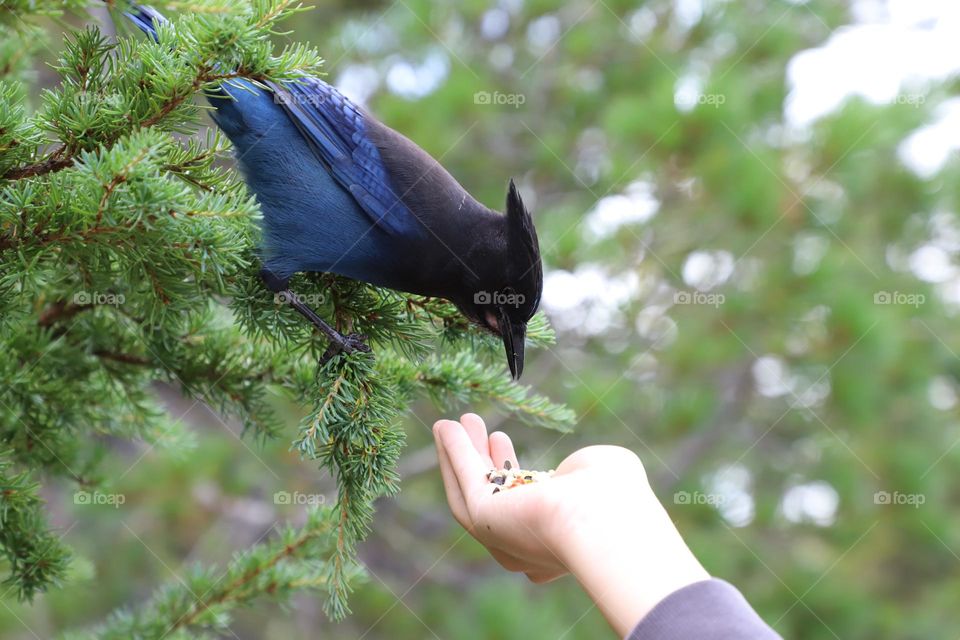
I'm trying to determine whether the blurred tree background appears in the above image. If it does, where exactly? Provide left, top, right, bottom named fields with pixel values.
left=3, top=0, right=960, bottom=638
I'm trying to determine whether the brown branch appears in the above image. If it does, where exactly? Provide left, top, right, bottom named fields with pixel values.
left=94, top=145, right=151, bottom=226
left=0, top=70, right=246, bottom=183
left=38, top=300, right=93, bottom=328
left=307, top=377, right=343, bottom=440
left=31, top=222, right=136, bottom=249
left=167, top=520, right=333, bottom=633
left=93, top=350, right=151, bottom=365
left=1, top=149, right=73, bottom=181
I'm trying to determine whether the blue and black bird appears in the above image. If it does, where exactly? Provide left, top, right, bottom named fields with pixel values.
left=124, top=5, right=543, bottom=378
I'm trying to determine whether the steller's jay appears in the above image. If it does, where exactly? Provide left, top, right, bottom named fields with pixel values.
left=123, top=4, right=543, bottom=379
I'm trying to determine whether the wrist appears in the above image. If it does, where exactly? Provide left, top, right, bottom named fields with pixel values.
left=560, top=497, right=709, bottom=637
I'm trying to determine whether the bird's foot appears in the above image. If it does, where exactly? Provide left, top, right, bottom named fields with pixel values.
left=320, top=332, right=371, bottom=365
left=259, top=267, right=290, bottom=293
left=270, top=281, right=372, bottom=364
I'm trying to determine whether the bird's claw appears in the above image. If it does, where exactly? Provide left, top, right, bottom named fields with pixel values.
left=342, top=333, right=371, bottom=354
left=320, top=333, right=371, bottom=365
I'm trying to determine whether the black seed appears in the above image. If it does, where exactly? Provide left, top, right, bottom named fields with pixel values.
left=523, top=475, right=532, bottom=480
left=492, top=487, right=500, bottom=494
left=492, top=476, right=505, bottom=485
left=504, top=460, right=512, bottom=470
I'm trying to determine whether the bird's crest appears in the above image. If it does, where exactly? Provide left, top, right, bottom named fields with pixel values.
left=505, top=179, right=543, bottom=316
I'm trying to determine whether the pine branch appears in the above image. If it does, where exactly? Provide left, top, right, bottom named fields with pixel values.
left=1, top=3, right=324, bottom=183
left=292, top=352, right=406, bottom=617
left=414, top=351, right=577, bottom=431
left=0, top=151, right=74, bottom=181
left=66, top=507, right=355, bottom=640
left=0, top=449, right=72, bottom=601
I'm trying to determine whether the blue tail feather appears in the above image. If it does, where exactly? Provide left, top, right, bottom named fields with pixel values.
left=124, top=4, right=167, bottom=43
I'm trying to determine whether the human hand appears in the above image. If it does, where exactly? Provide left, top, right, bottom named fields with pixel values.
left=433, top=414, right=709, bottom=636
left=432, top=413, right=646, bottom=581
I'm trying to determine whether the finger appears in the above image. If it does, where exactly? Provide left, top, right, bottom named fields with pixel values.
left=524, top=570, right=564, bottom=584
left=488, top=548, right=533, bottom=573
left=460, top=413, right=493, bottom=467
left=436, top=419, right=489, bottom=506
left=489, top=431, right=519, bottom=470
left=433, top=420, right=471, bottom=528
left=488, top=545, right=561, bottom=573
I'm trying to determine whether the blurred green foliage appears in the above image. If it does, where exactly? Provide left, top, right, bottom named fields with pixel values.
left=3, top=0, right=959, bottom=638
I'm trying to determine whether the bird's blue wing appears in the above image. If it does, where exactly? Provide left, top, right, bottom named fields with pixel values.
left=268, top=78, right=419, bottom=237
left=124, top=6, right=417, bottom=236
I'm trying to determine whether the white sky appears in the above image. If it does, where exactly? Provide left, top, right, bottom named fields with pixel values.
left=788, top=0, right=960, bottom=177
left=788, top=0, right=960, bottom=126
left=558, top=0, right=960, bottom=325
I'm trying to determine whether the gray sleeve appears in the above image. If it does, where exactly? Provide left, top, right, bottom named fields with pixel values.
left=626, top=579, right=782, bottom=640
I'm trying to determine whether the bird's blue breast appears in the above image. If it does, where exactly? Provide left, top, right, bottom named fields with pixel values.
left=206, top=82, right=395, bottom=284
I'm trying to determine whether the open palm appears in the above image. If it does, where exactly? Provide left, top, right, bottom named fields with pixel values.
left=433, top=414, right=651, bottom=583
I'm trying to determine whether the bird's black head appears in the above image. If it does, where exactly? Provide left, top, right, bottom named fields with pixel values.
left=453, top=179, right=543, bottom=380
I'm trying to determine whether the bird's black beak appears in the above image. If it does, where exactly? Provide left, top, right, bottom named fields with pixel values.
left=498, top=307, right=526, bottom=380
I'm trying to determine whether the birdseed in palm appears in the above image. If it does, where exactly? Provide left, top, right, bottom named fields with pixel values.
left=487, top=459, right=554, bottom=493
